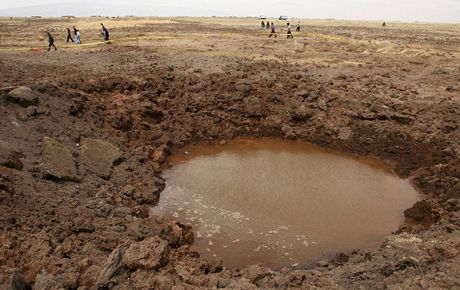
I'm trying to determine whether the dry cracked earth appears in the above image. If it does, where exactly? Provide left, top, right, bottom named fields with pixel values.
left=0, top=17, right=459, bottom=289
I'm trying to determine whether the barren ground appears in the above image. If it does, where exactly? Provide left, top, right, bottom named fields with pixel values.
left=0, top=17, right=459, bottom=289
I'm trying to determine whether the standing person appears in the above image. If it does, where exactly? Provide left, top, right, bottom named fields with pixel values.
left=46, top=32, right=57, bottom=51
left=266, top=22, right=270, bottom=29
left=286, top=22, right=294, bottom=38
left=261, top=20, right=265, bottom=28
left=100, top=23, right=105, bottom=38
left=101, top=23, right=110, bottom=41
left=66, top=27, right=73, bottom=43
left=296, top=21, right=301, bottom=32
left=269, top=22, right=277, bottom=38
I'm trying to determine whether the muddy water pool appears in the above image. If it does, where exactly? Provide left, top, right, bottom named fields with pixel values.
left=151, top=138, right=420, bottom=269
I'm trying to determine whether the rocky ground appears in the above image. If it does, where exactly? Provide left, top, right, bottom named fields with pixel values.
left=0, top=17, right=459, bottom=289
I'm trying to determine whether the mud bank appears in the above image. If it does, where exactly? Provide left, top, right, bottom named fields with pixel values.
left=0, top=18, right=459, bottom=289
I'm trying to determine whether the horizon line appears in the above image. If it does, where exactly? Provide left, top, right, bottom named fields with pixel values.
left=1, top=15, right=459, bottom=25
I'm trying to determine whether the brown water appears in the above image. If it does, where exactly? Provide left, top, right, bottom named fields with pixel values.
left=151, top=138, right=420, bottom=269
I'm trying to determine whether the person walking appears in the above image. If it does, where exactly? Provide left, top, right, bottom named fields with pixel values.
left=73, top=26, right=81, bottom=44
left=269, top=22, right=277, bottom=38
left=101, top=23, right=110, bottom=41
left=296, top=21, right=301, bottom=32
left=73, top=27, right=81, bottom=44
left=66, top=27, right=73, bottom=43
left=46, top=32, right=57, bottom=51
left=76, top=30, right=81, bottom=44
left=286, top=22, right=294, bottom=38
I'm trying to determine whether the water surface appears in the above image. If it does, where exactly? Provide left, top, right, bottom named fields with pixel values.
left=151, top=138, right=420, bottom=268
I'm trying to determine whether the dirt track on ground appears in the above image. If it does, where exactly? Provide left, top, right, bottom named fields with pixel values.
left=0, top=17, right=460, bottom=289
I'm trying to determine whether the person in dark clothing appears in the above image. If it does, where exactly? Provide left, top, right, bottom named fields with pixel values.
left=46, top=32, right=57, bottom=51
left=104, top=28, right=109, bottom=41
left=66, top=27, right=73, bottom=43
left=101, top=23, right=110, bottom=41
left=296, top=21, right=301, bottom=32
left=269, top=22, right=277, bottom=38
left=266, top=22, right=270, bottom=29
left=261, top=20, right=265, bottom=28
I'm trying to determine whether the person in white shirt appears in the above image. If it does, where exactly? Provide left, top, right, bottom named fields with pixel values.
left=73, top=27, right=81, bottom=44
left=286, top=23, right=294, bottom=38
left=75, top=30, right=81, bottom=44
left=269, top=22, right=277, bottom=38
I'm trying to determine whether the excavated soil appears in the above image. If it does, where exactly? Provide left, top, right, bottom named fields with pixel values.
left=0, top=17, right=459, bottom=289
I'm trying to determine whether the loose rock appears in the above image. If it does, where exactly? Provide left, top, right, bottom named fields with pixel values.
left=80, top=138, right=122, bottom=179
left=244, top=96, right=263, bottom=117
left=41, top=137, right=77, bottom=181
left=96, top=246, right=127, bottom=288
left=123, top=236, right=170, bottom=270
left=4, top=86, right=39, bottom=107
left=0, top=268, right=30, bottom=290
left=0, top=141, right=23, bottom=170
left=34, top=272, right=61, bottom=290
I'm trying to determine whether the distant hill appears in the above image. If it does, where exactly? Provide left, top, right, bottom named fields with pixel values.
left=0, top=2, right=226, bottom=17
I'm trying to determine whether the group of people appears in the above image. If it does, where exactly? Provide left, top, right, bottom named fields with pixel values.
left=45, top=19, right=303, bottom=51
left=65, top=27, right=81, bottom=44
left=261, top=20, right=301, bottom=39
left=46, top=23, right=110, bottom=51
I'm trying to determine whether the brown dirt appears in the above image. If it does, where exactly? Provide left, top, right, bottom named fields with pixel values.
left=0, top=17, right=459, bottom=289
